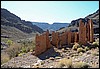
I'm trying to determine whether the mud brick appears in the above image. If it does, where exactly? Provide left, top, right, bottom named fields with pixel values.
left=74, top=32, right=79, bottom=42
left=67, top=31, right=71, bottom=45
left=86, top=22, right=90, bottom=41
left=83, top=25, right=87, bottom=44
left=79, top=20, right=87, bottom=44
left=46, top=30, right=51, bottom=49
left=71, top=32, right=75, bottom=43
left=51, top=31, right=59, bottom=48
left=59, top=32, right=67, bottom=46
left=88, top=19, right=94, bottom=42
left=35, top=33, right=46, bottom=56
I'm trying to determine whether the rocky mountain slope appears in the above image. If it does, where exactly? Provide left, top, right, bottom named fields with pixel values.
left=1, top=8, right=43, bottom=34
left=32, top=22, right=69, bottom=31
left=58, top=9, right=99, bottom=34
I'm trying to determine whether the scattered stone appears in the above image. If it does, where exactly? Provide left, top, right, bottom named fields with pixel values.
left=49, top=57, right=55, bottom=60
left=55, top=56, right=61, bottom=59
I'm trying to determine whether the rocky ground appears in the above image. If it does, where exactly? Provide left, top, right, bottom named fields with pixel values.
left=1, top=44, right=99, bottom=68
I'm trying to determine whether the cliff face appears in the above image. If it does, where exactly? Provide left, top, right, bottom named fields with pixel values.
left=1, top=8, right=43, bottom=34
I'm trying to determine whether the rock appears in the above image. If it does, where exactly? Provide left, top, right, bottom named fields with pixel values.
left=55, top=56, right=62, bottom=59
left=20, top=65, right=30, bottom=68
left=50, top=66, right=53, bottom=68
left=49, top=57, right=55, bottom=60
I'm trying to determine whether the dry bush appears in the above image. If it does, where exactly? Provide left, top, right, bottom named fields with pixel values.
left=72, top=43, right=80, bottom=50
left=77, top=47, right=85, bottom=53
left=5, top=43, right=22, bottom=58
left=1, top=52, right=10, bottom=64
left=56, top=58, right=72, bottom=68
left=91, top=51, right=99, bottom=56
left=92, top=42, right=99, bottom=47
left=73, top=61, right=89, bottom=68
left=84, top=46, right=89, bottom=51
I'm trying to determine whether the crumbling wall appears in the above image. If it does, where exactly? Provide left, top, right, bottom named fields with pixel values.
left=35, top=19, right=94, bottom=55
left=51, top=31, right=59, bottom=48
left=35, top=33, right=46, bottom=56
left=89, top=19, right=94, bottom=42
left=59, top=32, right=67, bottom=47
left=46, top=30, right=51, bottom=49
left=67, top=31, right=71, bottom=45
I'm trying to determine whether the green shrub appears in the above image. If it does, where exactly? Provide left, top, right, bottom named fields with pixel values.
left=73, top=61, right=89, bottom=68
left=6, top=39, right=13, bottom=46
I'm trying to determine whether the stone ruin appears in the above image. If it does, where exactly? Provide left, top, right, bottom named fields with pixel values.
left=34, top=19, right=94, bottom=56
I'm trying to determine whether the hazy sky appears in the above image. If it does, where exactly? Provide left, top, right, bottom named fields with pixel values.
left=1, top=1, right=99, bottom=24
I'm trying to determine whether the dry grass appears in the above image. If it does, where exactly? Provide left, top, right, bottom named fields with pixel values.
left=1, top=52, right=10, bottom=64
left=73, top=61, right=89, bottom=68
left=56, top=58, right=72, bottom=68
left=77, top=47, right=86, bottom=53
left=72, top=43, right=80, bottom=50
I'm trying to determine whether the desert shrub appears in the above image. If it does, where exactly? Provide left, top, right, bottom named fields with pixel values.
left=92, top=42, right=99, bottom=47
left=20, top=40, right=35, bottom=53
left=21, top=47, right=27, bottom=53
left=18, top=53, right=25, bottom=56
left=1, top=53, right=10, bottom=64
left=6, top=39, right=13, bottom=46
left=72, top=43, right=80, bottom=50
left=30, top=49, right=33, bottom=52
left=73, top=61, right=89, bottom=68
left=57, top=58, right=72, bottom=68
left=5, top=43, right=21, bottom=58
left=84, top=46, right=89, bottom=51
left=77, top=47, right=85, bottom=53
left=91, top=51, right=99, bottom=56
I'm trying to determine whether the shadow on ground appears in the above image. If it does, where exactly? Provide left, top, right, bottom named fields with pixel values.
left=37, top=47, right=61, bottom=60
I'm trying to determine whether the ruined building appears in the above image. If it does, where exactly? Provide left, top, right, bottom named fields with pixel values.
left=34, top=19, right=94, bottom=55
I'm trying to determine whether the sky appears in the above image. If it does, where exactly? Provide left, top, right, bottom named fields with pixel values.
left=1, top=1, right=99, bottom=24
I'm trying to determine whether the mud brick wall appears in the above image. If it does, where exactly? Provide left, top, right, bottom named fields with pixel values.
left=74, top=32, right=79, bottom=43
left=86, top=22, right=90, bottom=41
left=83, top=25, right=87, bottom=44
left=51, top=31, right=56, bottom=46
left=51, top=31, right=59, bottom=48
left=35, top=33, right=47, bottom=56
left=46, top=30, right=51, bottom=49
left=71, top=32, right=75, bottom=43
left=79, top=20, right=87, bottom=44
left=89, top=19, right=94, bottom=42
left=67, top=31, right=71, bottom=45
left=59, top=32, right=67, bottom=47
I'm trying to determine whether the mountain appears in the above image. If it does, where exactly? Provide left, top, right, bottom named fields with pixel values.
left=1, top=8, right=43, bottom=40
left=32, top=22, right=69, bottom=31
left=58, top=9, right=99, bottom=34
left=1, top=8, right=43, bottom=33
